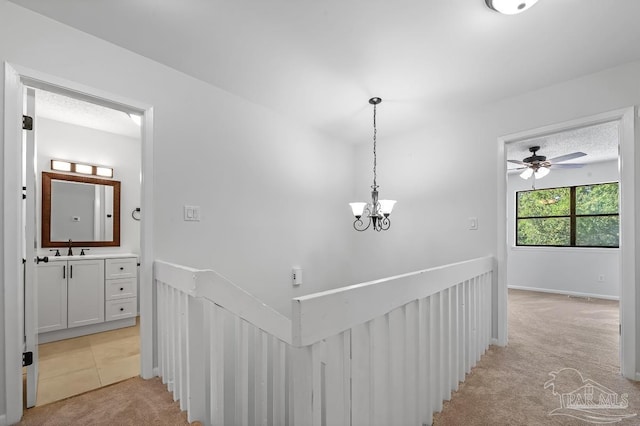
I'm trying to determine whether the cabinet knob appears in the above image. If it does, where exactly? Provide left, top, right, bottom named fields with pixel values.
left=120, top=307, right=124, bottom=312
left=119, top=267, right=124, bottom=271
left=120, top=287, right=124, bottom=291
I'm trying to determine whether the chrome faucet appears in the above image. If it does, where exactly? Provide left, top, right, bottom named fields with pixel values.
left=67, top=239, right=73, bottom=256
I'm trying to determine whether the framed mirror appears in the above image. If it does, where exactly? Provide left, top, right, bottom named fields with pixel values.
left=42, top=172, right=121, bottom=247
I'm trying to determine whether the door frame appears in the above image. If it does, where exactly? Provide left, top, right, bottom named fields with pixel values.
left=496, top=107, right=636, bottom=379
left=3, top=62, right=155, bottom=423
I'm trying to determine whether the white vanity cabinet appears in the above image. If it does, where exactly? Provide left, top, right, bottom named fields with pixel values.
left=105, top=258, right=137, bottom=321
left=67, top=259, right=105, bottom=328
left=36, top=255, right=137, bottom=342
left=36, top=262, right=67, bottom=333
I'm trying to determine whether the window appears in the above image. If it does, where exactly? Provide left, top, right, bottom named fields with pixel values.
left=516, top=182, right=619, bottom=248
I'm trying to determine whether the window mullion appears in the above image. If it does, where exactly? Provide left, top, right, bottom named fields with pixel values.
left=570, top=186, right=576, bottom=246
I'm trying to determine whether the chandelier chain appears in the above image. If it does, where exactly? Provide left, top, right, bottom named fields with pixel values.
left=372, top=102, right=377, bottom=188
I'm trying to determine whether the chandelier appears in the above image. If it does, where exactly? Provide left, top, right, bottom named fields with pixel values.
left=349, top=97, right=396, bottom=232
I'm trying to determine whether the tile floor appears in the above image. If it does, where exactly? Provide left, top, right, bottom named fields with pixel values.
left=35, top=319, right=140, bottom=406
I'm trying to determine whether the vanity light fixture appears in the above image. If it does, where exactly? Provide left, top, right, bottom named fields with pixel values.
left=349, top=97, right=396, bottom=232
left=51, top=159, right=113, bottom=178
left=485, top=0, right=539, bottom=15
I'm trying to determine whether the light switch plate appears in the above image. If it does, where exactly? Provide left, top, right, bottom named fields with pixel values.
left=468, top=217, right=478, bottom=230
left=184, top=205, right=201, bottom=221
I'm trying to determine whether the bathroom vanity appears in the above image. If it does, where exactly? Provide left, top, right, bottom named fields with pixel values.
left=37, top=254, right=138, bottom=343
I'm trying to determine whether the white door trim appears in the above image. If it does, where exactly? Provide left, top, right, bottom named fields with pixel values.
left=496, top=107, right=636, bottom=379
left=3, top=62, right=155, bottom=424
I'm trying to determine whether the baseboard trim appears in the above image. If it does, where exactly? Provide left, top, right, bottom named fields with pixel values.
left=38, top=317, right=136, bottom=344
left=153, top=367, right=159, bottom=377
left=636, top=372, right=640, bottom=381
left=508, top=285, right=619, bottom=301
left=0, top=413, right=7, bottom=426
left=490, top=338, right=499, bottom=345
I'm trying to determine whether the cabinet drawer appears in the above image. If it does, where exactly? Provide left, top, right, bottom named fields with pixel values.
left=105, top=258, right=137, bottom=279
left=105, top=298, right=137, bottom=321
left=106, top=278, right=136, bottom=300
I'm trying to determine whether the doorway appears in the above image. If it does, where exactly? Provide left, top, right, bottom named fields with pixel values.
left=496, top=108, right=637, bottom=380
left=3, top=62, right=155, bottom=423
left=27, top=87, right=142, bottom=406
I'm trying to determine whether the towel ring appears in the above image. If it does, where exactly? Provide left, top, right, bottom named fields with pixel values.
left=131, top=207, right=141, bottom=221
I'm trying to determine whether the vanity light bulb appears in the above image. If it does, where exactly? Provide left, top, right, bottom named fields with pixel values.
left=96, top=167, right=113, bottom=177
left=51, top=160, right=71, bottom=172
left=75, top=164, right=93, bottom=175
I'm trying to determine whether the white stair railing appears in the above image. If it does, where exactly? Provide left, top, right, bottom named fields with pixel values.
left=154, top=256, right=494, bottom=426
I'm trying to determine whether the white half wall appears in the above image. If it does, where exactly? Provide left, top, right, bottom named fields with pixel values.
left=507, top=160, right=620, bottom=299
left=36, top=117, right=141, bottom=255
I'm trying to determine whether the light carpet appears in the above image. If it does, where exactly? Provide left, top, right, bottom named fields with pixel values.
left=434, top=289, right=640, bottom=425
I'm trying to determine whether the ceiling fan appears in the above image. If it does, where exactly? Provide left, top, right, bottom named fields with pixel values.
left=508, top=146, right=587, bottom=188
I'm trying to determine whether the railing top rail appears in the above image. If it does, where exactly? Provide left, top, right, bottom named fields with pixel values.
left=291, top=256, right=494, bottom=347
left=155, top=260, right=293, bottom=345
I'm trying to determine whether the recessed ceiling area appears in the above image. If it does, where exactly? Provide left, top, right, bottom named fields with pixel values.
left=10, top=0, right=640, bottom=143
left=34, top=89, right=140, bottom=139
left=506, top=121, right=619, bottom=172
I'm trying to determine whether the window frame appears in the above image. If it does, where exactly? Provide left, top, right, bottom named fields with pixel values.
left=516, top=181, right=619, bottom=248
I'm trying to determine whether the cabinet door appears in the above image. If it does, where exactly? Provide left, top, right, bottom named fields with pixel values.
left=67, top=259, right=105, bottom=328
left=37, top=262, right=67, bottom=333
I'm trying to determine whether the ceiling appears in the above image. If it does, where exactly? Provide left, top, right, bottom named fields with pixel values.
left=506, top=120, right=619, bottom=172
left=11, top=0, right=640, bottom=144
left=35, top=89, right=141, bottom=138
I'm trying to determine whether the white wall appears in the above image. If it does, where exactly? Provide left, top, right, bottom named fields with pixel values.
left=36, top=117, right=141, bottom=255
left=0, top=1, right=354, bottom=419
left=350, top=59, right=640, bottom=378
left=507, top=160, right=620, bottom=299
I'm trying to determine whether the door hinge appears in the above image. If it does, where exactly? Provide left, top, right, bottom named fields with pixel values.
left=22, top=351, right=33, bottom=367
left=22, top=186, right=27, bottom=200
left=22, top=115, right=33, bottom=130
left=620, top=324, right=622, bottom=335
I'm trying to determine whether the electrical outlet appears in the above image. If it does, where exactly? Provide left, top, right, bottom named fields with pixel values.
left=468, top=217, right=478, bottom=230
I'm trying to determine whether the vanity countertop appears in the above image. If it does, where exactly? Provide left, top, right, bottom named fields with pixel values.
left=43, top=253, right=138, bottom=262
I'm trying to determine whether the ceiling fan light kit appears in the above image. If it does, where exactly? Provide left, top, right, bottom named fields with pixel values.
left=485, top=0, right=539, bottom=15
left=349, top=97, right=396, bottom=232
left=508, top=145, right=586, bottom=189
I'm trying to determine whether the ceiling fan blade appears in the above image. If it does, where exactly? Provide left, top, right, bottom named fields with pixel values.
left=550, top=163, right=585, bottom=169
left=547, top=152, right=586, bottom=163
left=508, top=159, right=527, bottom=165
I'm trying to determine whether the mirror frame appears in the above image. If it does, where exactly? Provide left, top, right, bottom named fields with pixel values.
left=42, top=171, right=121, bottom=248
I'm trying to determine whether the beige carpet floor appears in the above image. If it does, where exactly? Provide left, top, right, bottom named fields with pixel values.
left=18, top=289, right=640, bottom=425
left=18, top=376, right=194, bottom=425
left=434, top=289, right=640, bottom=425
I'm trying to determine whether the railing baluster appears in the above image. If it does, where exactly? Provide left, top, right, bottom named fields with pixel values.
left=404, top=300, right=419, bottom=426
left=442, top=288, right=451, bottom=401
left=419, top=296, right=432, bottom=425
left=370, top=314, right=390, bottom=426
left=389, top=305, right=405, bottom=424
left=450, top=284, right=459, bottom=392
left=430, top=292, right=442, bottom=412
left=350, top=322, right=370, bottom=425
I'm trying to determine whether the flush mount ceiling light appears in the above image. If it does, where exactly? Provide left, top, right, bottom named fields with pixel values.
left=485, top=0, right=539, bottom=15
left=349, top=97, right=396, bottom=232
